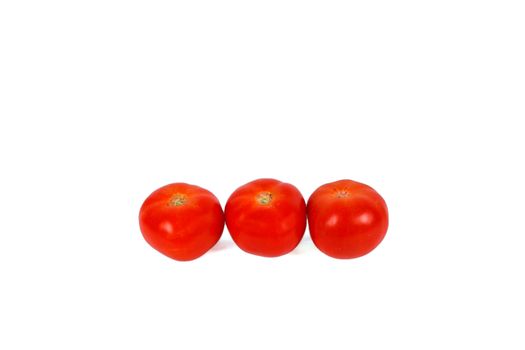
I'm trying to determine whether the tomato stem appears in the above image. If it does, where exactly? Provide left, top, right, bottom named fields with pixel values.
left=169, top=194, right=186, bottom=206
left=256, top=192, right=273, bottom=205
left=336, top=190, right=350, bottom=198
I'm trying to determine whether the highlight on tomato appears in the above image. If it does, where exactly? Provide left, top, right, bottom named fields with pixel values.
left=139, top=183, right=224, bottom=261
left=307, top=179, right=388, bottom=259
left=225, top=178, right=307, bottom=257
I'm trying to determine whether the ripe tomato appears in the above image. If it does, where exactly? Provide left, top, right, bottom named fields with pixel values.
left=225, top=178, right=306, bottom=257
left=139, top=183, right=224, bottom=261
left=307, top=179, right=388, bottom=259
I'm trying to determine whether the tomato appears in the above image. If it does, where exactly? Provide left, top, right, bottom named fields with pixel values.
left=139, top=183, right=224, bottom=261
left=307, top=179, right=388, bottom=259
left=225, top=178, right=306, bottom=257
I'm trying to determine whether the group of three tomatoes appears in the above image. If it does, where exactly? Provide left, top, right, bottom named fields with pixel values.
left=139, top=178, right=389, bottom=261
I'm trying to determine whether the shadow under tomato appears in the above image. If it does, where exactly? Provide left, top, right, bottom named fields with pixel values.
left=210, top=239, right=235, bottom=253
left=289, top=234, right=313, bottom=255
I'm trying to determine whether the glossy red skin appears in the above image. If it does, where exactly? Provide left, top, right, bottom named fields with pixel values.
left=307, top=180, right=388, bottom=259
left=139, top=183, right=224, bottom=261
left=225, top=179, right=306, bottom=257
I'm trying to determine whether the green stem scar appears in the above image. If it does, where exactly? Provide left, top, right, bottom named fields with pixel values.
left=256, top=192, right=273, bottom=205
left=169, top=194, right=187, bottom=206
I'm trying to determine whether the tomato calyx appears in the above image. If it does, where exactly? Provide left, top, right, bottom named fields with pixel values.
left=256, top=192, right=273, bottom=205
left=168, top=194, right=187, bottom=206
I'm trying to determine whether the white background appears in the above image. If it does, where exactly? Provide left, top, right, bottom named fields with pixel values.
left=1, top=1, right=524, bottom=349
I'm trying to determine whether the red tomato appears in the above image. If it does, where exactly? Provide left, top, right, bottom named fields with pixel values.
left=225, top=178, right=306, bottom=257
left=139, top=183, right=224, bottom=261
left=307, top=179, right=388, bottom=259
